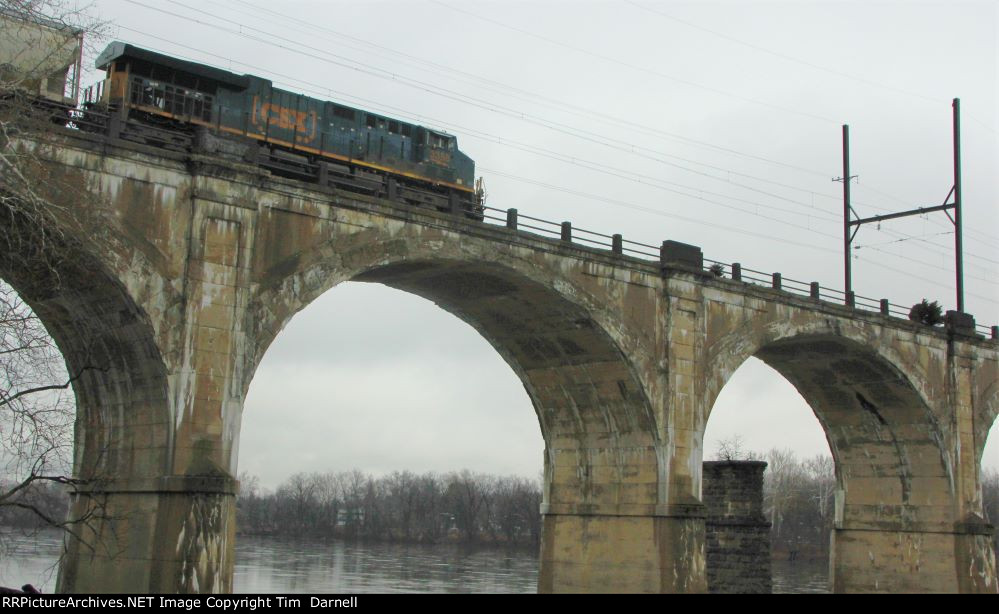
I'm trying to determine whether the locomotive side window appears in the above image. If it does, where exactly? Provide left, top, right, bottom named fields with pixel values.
left=429, top=132, right=453, bottom=150
left=333, top=105, right=355, bottom=121
left=388, top=120, right=399, bottom=134
left=401, top=124, right=412, bottom=138
left=129, top=76, right=214, bottom=122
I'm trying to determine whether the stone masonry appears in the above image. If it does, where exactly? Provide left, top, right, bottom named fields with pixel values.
left=703, top=461, right=772, bottom=594
left=4, top=128, right=998, bottom=593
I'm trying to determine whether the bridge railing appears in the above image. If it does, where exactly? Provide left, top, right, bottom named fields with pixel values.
left=704, top=258, right=913, bottom=318
left=480, top=206, right=997, bottom=341
left=31, top=116, right=998, bottom=343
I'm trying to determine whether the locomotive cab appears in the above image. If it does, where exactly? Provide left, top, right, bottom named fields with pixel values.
left=89, top=42, right=249, bottom=127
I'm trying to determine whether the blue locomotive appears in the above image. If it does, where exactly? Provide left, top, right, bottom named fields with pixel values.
left=87, top=42, right=483, bottom=215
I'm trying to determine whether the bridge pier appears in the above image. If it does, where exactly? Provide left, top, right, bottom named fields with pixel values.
left=538, top=511, right=706, bottom=593
left=57, top=479, right=236, bottom=593
left=831, top=523, right=996, bottom=593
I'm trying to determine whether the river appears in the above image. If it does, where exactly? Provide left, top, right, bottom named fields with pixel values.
left=0, top=529, right=828, bottom=593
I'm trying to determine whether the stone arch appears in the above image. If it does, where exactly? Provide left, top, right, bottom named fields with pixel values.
left=0, top=197, right=175, bottom=592
left=705, top=317, right=940, bottom=423
left=247, top=236, right=662, bottom=514
left=702, top=315, right=965, bottom=591
left=705, top=317, right=952, bottom=520
left=0, top=202, right=172, bottom=484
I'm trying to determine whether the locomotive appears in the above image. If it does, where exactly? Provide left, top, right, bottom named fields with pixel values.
left=85, top=42, right=484, bottom=216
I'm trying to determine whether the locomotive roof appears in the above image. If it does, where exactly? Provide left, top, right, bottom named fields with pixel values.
left=95, top=42, right=252, bottom=89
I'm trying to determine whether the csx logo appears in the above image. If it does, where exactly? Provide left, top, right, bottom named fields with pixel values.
left=429, top=150, right=451, bottom=166
left=252, top=95, right=317, bottom=142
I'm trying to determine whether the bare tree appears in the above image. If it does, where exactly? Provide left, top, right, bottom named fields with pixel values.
left=311, top=471, right=340, bottom=536
left=713, top=435, right=762, bottom=461
left=0, top=281, right=74, bottom=524
left=0, top=1, right=117, bottom=569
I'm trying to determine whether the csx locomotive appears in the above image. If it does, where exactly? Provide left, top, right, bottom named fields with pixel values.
left=81, top=42, right=483, bottom=216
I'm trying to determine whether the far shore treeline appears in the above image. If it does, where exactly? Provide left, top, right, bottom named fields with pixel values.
left=235, top=469, right=544, bottom=547
left=3, top=454, right=998, bottom=556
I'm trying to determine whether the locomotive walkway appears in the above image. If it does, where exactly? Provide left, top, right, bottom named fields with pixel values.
left=5, top=122, right=999, bottom=593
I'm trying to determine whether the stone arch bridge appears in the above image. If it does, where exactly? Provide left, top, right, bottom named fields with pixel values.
left=5, top=129, right=998, bottom=593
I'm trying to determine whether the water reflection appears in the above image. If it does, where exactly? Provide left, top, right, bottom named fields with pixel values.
left=235, top=535, right=537, bottom=593
left=2, top=528, right=827, bottom=593
left=0, top=529, right=63, bottom=592
left=771, top=559, right=829, bottom=594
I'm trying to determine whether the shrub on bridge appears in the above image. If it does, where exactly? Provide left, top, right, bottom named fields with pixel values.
left=908, top=299, right=943, bottom=326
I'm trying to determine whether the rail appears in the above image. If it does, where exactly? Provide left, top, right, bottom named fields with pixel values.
left=18, top=104, right=998, bottom=343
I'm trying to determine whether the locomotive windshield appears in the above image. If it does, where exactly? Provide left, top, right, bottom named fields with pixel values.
left=429, top=131, right=454, bottom=150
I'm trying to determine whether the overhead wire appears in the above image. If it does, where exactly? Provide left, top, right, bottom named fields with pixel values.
left=148, top=0, right=996, bottom=257
left=119, top=2, right=846, bottom=227
left=429, top=0, right=842, bottom=125
left=107, top=15, right=998, bottom=309
left=111, top=29, right=853, bottom=251
left=112, top=24, right=999, bottom=298
left=144, top=0, right=847, bottom=222
left=484, top=166, right=998, bottom=302
left=617, top=0, right=998, bottom=254
left=625, top=0, right=948, bottom=106
left=209, top=0, right=841, bottom=179
left=626, top=0, right=998, bottom=135
left=204, top=0, right=999, bottom=257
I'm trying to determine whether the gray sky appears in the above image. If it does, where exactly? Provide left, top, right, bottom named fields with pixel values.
left=81, top=0, right=998, bottom=488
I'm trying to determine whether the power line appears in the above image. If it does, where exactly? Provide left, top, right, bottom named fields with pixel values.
left=854, top=231, right=954, bottom=251
left=480, top=166, right=840, bottom=253
left=627, top=1, right=998, bottom=136
left=116, top=25, right=999, bottom=280
left=483, top=166, right=998, bottom=304
left=203, top=0, right=999, bottom=255
left=109, top=24, right=999, bottom=309
left=135, top=0, right=995, bottom=256
left=206, top=0, right=835, bottom=178
left=428, top=0, right=841, bottom=125
left=155, top=0, right=844, bottom=211
left=625, top=0, right=948, bottom=106
left=123, top=2, right=844, bottom=224
left=115, top=28, right=844, bottom=242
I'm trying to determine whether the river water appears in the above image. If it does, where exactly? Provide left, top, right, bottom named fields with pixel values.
left=0, top=529, right=828, bottom=593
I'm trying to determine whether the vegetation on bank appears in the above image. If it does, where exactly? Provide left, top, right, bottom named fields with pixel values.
left=236, top=469, right=543, bottom=547
left=236, top=456, right=999, bottom=557
left=4, top=459, right=998, bottom=557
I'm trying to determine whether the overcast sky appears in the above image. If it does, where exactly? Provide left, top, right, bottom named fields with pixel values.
left=78, top=0, right=998, bottom=488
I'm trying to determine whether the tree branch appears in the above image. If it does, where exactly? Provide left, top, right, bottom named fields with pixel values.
left=0, top=363, right=108, bottom=408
